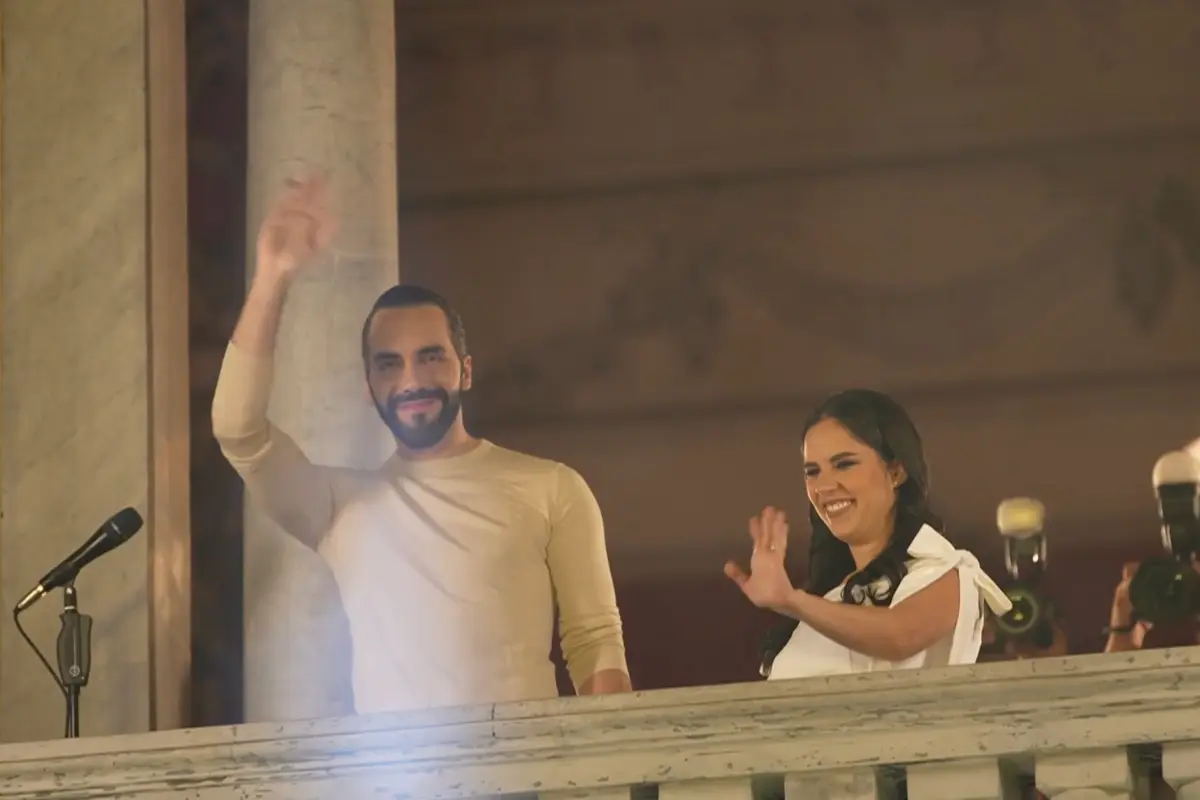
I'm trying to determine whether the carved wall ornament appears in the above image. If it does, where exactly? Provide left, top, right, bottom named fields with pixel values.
left=1153, top=177, right=1200, bottom=271
left=473, top=240, right=728, bottom=423
left=1111, top=177, right=1200, bottom=332
left=734, top=213, right=1099, bottom=359
left=473, top=178, right=1200, bottom=424
left=1114, top=205, right=1175, bottom=333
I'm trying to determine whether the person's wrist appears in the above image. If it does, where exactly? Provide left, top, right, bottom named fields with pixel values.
left=1104, top=610, right=1138, bottom=637
left=771, top=586, right=802, bottom=616
left=1109, top=607, right=1133, bottom=630
left=249, top=264, right=294, bottom=298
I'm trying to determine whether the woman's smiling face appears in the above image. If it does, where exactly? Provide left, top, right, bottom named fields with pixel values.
left=803, top=417, right=905, bottom=548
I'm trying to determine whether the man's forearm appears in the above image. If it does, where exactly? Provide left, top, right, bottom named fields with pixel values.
left=559, top=620, right=630, bottom=697
left=578, top=668, right=631, bottom=695
left=232, top=272, right=291, bottom=357
left=213, top=269, right=291, bottom=447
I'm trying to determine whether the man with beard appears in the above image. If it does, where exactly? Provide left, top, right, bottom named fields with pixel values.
left=212, top=176, right=630, bottom=713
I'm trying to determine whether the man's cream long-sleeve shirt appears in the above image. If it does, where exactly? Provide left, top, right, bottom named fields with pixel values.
left=211, top=343, right=628, bottom=713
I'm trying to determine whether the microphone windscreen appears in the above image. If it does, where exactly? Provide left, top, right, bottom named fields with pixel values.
left=109, top=507, right=144, bottom=541
left=997, top=497, right=1045, bottom=537
left=1152, top=452, right=1200, bottom=488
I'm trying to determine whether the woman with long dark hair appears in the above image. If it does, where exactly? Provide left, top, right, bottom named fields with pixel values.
left=725, top=389, right=1011, bottom=679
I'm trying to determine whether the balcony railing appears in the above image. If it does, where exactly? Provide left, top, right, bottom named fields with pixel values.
left=2, top=647, right=1199, bottom=799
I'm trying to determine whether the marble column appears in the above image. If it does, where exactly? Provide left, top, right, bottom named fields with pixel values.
left=243, top=0, right=399, bottom=722
left=0, top=0, right=191, bottom=742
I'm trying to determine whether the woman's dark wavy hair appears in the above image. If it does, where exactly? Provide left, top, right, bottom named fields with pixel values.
left=759, top=388, right=945, bottom=677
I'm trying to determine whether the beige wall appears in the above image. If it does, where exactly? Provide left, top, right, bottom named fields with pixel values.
left=393, top=0, right=1200, bottom=579
left=0, top=0, right=189, bottom=742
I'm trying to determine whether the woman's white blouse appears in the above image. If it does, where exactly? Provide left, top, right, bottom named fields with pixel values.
left=767, top=525, right=1012, bottom=680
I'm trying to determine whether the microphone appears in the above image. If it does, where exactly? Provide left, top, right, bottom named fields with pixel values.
left=14, top=508, right=144, bottom=613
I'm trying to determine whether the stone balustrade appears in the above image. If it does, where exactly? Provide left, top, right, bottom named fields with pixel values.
left=2, top=647, right=1200, bottom=799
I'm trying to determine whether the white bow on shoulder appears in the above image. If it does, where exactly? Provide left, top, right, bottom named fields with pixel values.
left=907, top=525, right=1013, bottom=616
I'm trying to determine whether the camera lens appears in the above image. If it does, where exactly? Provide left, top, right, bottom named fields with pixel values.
left=995, top=585, right=1042, bottom=638
left=1129, top=557, right=1200, bottom=623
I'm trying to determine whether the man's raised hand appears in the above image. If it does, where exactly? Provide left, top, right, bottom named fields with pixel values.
left=254, top=174, right=337, bottom=285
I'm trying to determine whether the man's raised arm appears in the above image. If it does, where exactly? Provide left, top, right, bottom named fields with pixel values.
left=211, top=176, right=338, bottom=550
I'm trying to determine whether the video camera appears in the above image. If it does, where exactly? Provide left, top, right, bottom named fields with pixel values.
left=1128, top=451, right=1200, bottom=624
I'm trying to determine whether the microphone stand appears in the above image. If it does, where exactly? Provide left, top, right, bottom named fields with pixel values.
left=55, top=581, right=93, bottom=739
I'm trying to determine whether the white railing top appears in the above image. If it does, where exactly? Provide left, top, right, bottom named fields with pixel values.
left=1, top=646, right=1199, bottom=798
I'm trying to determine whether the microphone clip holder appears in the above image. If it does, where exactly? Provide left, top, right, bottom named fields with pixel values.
left=56, top=581, right=93, bottom=739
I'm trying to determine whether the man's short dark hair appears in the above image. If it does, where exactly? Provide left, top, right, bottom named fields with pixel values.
left=360, top=284, right=469, bottom=362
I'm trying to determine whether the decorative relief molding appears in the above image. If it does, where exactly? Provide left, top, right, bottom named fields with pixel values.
left=0, top=648, right=1198, bottom=798
left=1114, top=177, right=1200, bottom=331
left=474, top=239, right=728, bottom=420
left=471, top=172, right=1200, bottom=424
left=1154, top=178, right=1200, bottom=272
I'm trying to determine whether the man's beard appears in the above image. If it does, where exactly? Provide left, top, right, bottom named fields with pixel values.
left=375, top=388, right=462, bottom=451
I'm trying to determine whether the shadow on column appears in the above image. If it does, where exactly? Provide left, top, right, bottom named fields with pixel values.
left=185, top=0, right=249, bottom=727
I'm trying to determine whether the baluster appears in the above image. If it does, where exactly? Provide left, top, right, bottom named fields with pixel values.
left=659, top=777, right=755, bottom=800
left=1036, top=747, right=1149, bottom=799
left=543, top=788, right=634, bottom=800
left=1164, top=740, right=1200, bottom=800
left=784, top=767, right=897, bottom=800
left=906, top=756, right=1024, bottom=799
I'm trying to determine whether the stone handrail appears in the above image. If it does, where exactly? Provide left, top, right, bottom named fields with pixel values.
left=2, top=648, right=1200, bottom=798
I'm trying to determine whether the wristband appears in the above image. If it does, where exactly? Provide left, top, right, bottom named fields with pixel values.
left=1103, top=624, right=1135, bottom=636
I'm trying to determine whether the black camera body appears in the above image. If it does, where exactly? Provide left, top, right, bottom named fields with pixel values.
left=1129, top=456, right=1200, bottom=624
left=993, top=498, right=1057, bottom=648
